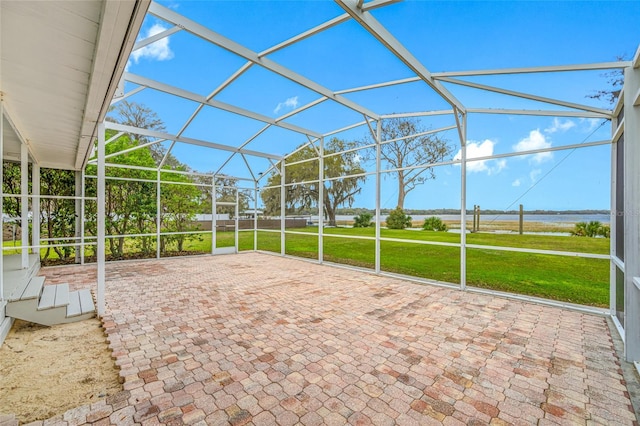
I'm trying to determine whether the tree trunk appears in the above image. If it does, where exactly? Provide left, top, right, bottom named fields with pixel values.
left=397, top=170, right=406, bottom=209
left=326, top=209, right=336, bottom=227
left=324, top=194, right=337, bottom=226
left=177, top=233, right=184, bottom=252
left=117, top=237, right=125, bottom=258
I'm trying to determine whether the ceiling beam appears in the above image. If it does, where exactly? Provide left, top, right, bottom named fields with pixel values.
left=259, top=13, right=350, bottom=57
left=336, top=76, right=420, bottom=94
left=111, top=85, right=146, bottom=105
left=381, top=110, right=454, bottom=119
left=334, top=0, right=466, bottom=113
left=437, top=76, right=612, bottom=116
left=164, top=62, right=255, bottom=163
left=105, top=122, right=282, bottom=160
left=215, top=124, right=271, bottom=175
left=132, top=25, right=181, bottom=51
left=148, top=2, right=380, bottom=120
left=361, top=0, right=402, bottom=11
left=124, top=72, right=322, bottom=138
left=432, top=62, right=632, bottom=78
left=466, top=108, right=609, bottom=119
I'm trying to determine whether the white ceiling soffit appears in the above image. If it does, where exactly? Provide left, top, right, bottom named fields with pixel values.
left=0, top=0, right=150, bottom=171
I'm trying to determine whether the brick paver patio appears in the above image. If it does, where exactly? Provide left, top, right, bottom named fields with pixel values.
left=31, top=253, right=637, bottom=425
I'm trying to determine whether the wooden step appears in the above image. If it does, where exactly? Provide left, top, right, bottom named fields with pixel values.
left=78, top=289, right=94, bottom=314
left=8, top=276, right=45, bottom=302
left=37, top=283, right=70, bottom=310
left=66, top=289, right=95, bottom=317
left=38, top=285, right=56, bottom=309
left=55, top=283, right=70, bottom=307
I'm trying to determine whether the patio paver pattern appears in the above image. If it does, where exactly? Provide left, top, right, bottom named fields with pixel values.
left=32, top=253, right=636, bottom=425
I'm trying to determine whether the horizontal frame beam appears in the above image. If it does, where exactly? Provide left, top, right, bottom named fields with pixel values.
left=132, top=25, right=182, bottom=51
left=466, top=108, right=610, bottom=119
left=432, top=61, right=632, bottom=78
left=105, top=121, right=282, bottom=160
left=437, top=76, right=611, bottom=116
left=124, top=72, right=321, bottom=138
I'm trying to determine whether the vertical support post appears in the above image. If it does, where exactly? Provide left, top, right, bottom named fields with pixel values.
left=97, top=122, right=106, bottom=316
left=623, top=63, right=640, bottom=361
left=73, top=171, right=81, bottom=263
left=0, top=99, right=4, bottom=302
left=234, top=189, right=239, bottom=253
left=375, top=120, right=382, bottom=274
left=32, top=164, right=40, bottom=255
left=212, top=179, right=217, bottom=254
left=458, top=112, right=467, bottom=291
left=80, top=170, right=86, bottom=265
left=20, top=142, right=29, bottom=269
left=318, top=137, right=324, bottom=264
left=156, top=170, right=161, bottom=259
left=253, top=182, right=258, bottom=251
left=280, top=160, right=286, bottom=256
left=610, top=131, right=618, bottom=317
left=519, top=204, right=524, bottom=235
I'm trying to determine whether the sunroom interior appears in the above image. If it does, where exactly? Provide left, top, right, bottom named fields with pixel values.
left=1, top=0, right=640, bottom=368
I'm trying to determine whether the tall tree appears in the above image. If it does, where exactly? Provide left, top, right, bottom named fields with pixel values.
left=107, top=100, right=182, bottom=167
left=40, top=168, right=76, bottom=260
left=2, top=163, right=78, bottom=261
left=2, top=162, right=23, bottom=220
left=85, top=133, right=157, bottom=258
left=363, top=117, right=452, bottom=209
left=160, top=168, right=203, bottom=253
left=261, top=138, right=365, bottom=226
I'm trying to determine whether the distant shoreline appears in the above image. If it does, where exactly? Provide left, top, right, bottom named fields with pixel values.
left=334, top=209, right=611, bottom=216
left=302, top=213, right=611, bottom=231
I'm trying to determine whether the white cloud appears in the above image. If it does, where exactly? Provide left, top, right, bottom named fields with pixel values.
left=513, top=129, right=552, bottom=164
left=453, top=139, right=505, bottom=175
left=130, top=24, right=175, bottom=64
left=530, top=168, right=542, bottom=183
left=544, top=118, right=575, bottom=134
left=579, top=117, right=603, bottom=132
left=274, top=96, right=299, bottom=114
left=512, top=179, right=521, bottom=187
left=494, top=159, right=507, bottom=174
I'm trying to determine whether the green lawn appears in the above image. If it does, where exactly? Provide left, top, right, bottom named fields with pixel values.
left=251, top=227, right=610, bottom=307
left=5, top=227, right=610, bottom=307
left=306, top=226, right=609, bottom=255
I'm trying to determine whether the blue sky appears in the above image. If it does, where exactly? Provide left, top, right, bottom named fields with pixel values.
left=120, top=0, right=640, bottom=211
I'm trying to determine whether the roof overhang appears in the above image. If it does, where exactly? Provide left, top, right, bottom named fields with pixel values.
left=0, top=0, right=150, bottom=170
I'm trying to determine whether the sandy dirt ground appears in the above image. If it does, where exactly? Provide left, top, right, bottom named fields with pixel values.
left=0, top=318, right=122, bottom=424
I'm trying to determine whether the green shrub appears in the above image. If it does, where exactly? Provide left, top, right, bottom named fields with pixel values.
left=353, top=212, right=373, bottom=228
left=422, top=216, right=448, bottom=231
left=386, top=207, right=412, bottom=229
left=572, top=221, right=610, bottom=238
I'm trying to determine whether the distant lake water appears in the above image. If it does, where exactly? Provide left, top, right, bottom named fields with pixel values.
left=322, top=213, right=611, bottom=224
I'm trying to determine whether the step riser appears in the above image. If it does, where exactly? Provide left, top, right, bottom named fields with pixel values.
left=7, top=286, right=96, bottom=326
left=7, top=300, right=70, bottom=327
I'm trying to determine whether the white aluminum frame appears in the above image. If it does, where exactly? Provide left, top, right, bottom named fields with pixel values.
left=4, top=0, right=635, bottom=359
